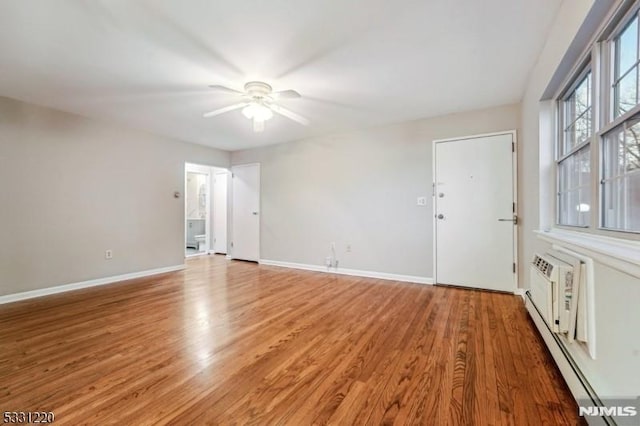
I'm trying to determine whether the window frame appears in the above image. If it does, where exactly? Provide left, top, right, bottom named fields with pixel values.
left=556, top=66, right=594, bottom=229
left=599, top=3, right=640, bottom=234
left=553, top=0, right=640, bottom=238
left=611, top=13, right=640, bottom=119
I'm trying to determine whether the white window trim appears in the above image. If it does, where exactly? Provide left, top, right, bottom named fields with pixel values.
left=552, top=0, right=640, bottom=239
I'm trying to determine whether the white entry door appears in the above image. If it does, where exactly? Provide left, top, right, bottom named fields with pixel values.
left=231, top=163, right=260, bottom=261
left=434, top=132, right=516, bottom=292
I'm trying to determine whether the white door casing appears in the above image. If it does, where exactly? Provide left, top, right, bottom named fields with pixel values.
left=433, top=132, right=517, bottom=292
left=231, top=163, right=260, bottom=261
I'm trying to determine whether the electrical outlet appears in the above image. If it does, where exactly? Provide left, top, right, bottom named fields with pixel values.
left=325, top=256, right=333, bottom=267
left=416, top=196, right=427, bottom=206
left=346, top=244, right=351, bottom=253
left=105, top=249, right=113, bottom=260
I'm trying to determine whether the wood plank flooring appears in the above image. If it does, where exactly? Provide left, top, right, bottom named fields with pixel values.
left=0, top=255, right=583, bottom=425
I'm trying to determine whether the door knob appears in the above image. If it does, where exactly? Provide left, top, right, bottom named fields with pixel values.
left=498, top=215, right=517, bottom=225
left=437, top=214, right=444, bottom=219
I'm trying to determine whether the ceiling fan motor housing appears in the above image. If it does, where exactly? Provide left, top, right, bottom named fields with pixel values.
left=244, top=81, right=273, bottom=100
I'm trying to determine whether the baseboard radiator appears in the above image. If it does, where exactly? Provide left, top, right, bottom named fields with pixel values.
left=525, top=250, right=615, bottom=426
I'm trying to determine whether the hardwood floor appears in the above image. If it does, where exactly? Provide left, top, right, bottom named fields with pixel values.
left=0, top=255, right=583, bottom=425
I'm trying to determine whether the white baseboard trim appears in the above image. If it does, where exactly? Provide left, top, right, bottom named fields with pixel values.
left=514, top=288, right=525, bottom=298
left=0, top=264, right=186, bottom=305
left=259, top=259, right=432, bottom=285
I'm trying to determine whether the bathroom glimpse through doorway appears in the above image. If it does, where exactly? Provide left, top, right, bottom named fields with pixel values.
left=185, top=164, right=210, bottom=257
left=184, top=163, right=229, bottom=258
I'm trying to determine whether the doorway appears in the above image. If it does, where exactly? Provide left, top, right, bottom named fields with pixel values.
left=212, top=170, right=228, bottom=254
left=185, top=164, right=210, bottom=257
left=185, top=163, right=229, bottom=258
left=433, top=131, right=517, bottom=292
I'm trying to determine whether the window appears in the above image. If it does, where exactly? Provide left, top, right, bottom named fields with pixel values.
left=601, top=116, right=640, bottom=231
left=613, top=15, right=640, bottom=117
left=555, top=2, right=640, bottom=236
left=557, top=71, right=592, bottom=227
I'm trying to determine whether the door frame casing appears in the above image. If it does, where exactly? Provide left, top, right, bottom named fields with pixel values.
left=230, top=163, right=261, bottom=261
left=212, top=170, right=229, bottom=255
left=432, top=130, right=519, bottom=291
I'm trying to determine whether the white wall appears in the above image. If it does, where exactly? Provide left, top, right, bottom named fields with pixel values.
left=0, top=96, right=229, bottom=296
left=232, top=104, right=520, bottom=280
left=521, top=0, right=640, bottom=399
left=583, top=262, right=640, bottom=395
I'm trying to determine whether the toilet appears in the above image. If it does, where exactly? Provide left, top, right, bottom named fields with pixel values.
left=194, top=234, right=206, bottom=251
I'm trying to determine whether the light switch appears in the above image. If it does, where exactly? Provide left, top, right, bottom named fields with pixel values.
left=417, top=196, right=427, bottom=206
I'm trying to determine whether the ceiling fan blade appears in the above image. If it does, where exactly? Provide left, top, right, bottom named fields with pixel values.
left=268, top=104, right=310, bottom=125
left=208, top=85, right=245, bottom=96
left=202, top=103, right=247, bottom=118
left=271, top=89, right=301, bottom=99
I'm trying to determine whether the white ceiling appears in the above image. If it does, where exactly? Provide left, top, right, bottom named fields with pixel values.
left=0, top=0, right=562, bottom=151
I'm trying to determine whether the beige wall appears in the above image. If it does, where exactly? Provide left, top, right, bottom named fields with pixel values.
left=0, top=96, right=229, bottom=296
left=232, top=103, right=520, bottom=280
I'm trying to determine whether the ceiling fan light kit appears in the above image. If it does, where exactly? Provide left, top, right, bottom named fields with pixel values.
left=203, top=81, right=309, bottom=133
left=241, top=103, right=273, bottom=121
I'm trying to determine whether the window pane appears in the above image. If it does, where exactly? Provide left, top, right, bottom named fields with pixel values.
left=614, top=17, right=640, bottom=118
left=578, top=187, right=591, bottom=226
left=564, top=125, right=575, bottom=154
left=579, top=146, right=591, bottom=186
left=624, top=122, right=640, bottom=173
left=559, top=157, right=574, bottom=191
left=574, top=74, right=590, bottom=117
left=618, top=17, right=638, bottom=76
left=603, top=120, right=640, bottom=179
left=615, top=66, right=638, bottom=116
left=575, top=115, right=591, bottom=146
left=558, top=147, right=590, bottom=226
left=568, top=190, right=579, bottom=225
left=559, top=146, right=590, bottom=191
left=603, top=128, right=625, bottom=178
left=558, top=192, right=569, bottom=224
left=562, top=72, right=592, bottom=155
left=602, top=174, right=640, bottom=232
left=602, top=117, right=640, bottom=231
left=628, top=173, right=640, bottom=231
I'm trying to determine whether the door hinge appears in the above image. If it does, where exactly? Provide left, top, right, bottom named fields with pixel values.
left=512, top=202, right=515, bottom=213
left=513, top=263, right=516, bottom=274
left=512, top=142, right=515, bottom=152
left=230, top=242, right=234, bottom=248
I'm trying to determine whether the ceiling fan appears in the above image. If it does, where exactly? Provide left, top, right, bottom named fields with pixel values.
left=203, top=81, right=310, bottom=132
